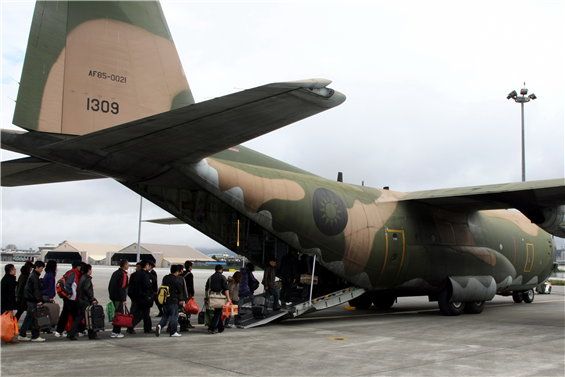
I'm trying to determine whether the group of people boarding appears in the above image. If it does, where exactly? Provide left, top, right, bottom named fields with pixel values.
left=1, top=257, right=268, bottom=342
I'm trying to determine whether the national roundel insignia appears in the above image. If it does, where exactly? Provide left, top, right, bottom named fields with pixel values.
left=312, top=188, right=348, bottom=236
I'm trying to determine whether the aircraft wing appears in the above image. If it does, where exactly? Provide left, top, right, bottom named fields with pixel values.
left=1, top=156, right=105, bottom=187
left=403, top=178, right=565, bottom=223
left=37, top=79, right=345, bottom=180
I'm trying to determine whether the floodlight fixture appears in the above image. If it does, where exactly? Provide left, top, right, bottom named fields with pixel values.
left=507, top=83, right=537, bottom=182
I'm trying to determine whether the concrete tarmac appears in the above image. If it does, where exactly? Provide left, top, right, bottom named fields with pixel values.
left=1, top=265, right=564, bottom=376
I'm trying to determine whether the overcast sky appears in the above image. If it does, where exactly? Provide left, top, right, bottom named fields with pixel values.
left=1, top=1, right=564, bottom=251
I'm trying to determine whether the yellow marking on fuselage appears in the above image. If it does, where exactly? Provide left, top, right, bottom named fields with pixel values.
left=375, top=229, right=406, bottom=286
left=524, top=243, right=534, bottom=272
left=207, top=158, right=306, bottom=213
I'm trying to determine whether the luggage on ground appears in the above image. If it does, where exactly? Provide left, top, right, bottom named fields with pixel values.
left=197, top=305, right=205, bottom=325
left=1, top=311, right=18, bottom=343
left=85, top=304, right=105, bottom=331
left=178, top=310, right=189, bottom=329
left=33, top=305, right=52, bottom=331
left=252, top=296, right=267, bottom=319
left=43, top=302, right=60, bottom=327
left=204, top=308, right=214, bottom=327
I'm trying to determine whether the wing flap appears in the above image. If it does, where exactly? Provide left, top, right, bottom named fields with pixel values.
left=403, top=178, right=565, bottom=211
left=1, top=157, right=105, bottom=187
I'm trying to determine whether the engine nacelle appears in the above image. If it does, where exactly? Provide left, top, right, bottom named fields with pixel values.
left=536, top=205, right=565, bottom=238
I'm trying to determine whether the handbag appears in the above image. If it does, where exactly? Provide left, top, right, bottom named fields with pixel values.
left=197, top=304, right=205, bottom=325
left=112, top=305, right=133, bottom=328
left=1, top=311, right=18, bottom=343
left=222, top=302, right=239, bottom=318
left=184, top=297, right=199, bottom=315
left=206, top=276, right=226, bottom=309
left=106, top=301, right=115, bottom=322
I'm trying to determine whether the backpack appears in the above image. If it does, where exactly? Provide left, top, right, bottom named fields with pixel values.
left=56, top=271, right=73, bottom=299
left=157, top=285, right=170, bottom=305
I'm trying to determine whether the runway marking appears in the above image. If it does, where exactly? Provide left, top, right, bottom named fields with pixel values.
left=287, top=298, right=565, bottom=322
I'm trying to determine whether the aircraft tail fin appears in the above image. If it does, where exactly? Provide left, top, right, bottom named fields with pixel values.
left=13, top=0, right=194, bottom=136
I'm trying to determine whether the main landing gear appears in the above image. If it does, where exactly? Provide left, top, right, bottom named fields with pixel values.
left=512, top=289, right=535, bottom=304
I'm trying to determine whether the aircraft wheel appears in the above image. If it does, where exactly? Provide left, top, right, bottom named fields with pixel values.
left=463, top=301, right=485, bottom=314
left=349, top=294, right=373, bottom=310
left=374, top=296, right=396, bottom=309
left=523, top=289, right=535, bottom=303
left=437, top=288, right=465, bottom=316
left=512, top=293, right=523, bottom=303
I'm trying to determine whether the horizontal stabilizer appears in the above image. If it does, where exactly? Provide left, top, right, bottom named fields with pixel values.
left=1, top=157, right=105, bottom=187
left=38, top=79, right=345, bottom=181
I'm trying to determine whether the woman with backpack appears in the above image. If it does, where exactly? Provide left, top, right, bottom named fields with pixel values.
left=225, top=271, right=241, bottom=328
left=238, top=263, right=259, bottom=313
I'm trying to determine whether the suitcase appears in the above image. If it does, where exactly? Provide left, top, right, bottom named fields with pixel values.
left=33, top=305, right=52, bottom=331
left=43, top=302, right=60, bottom=327
left=85, top=304, right=105, bottom=331
left=252, top=297, right=266, bottom=319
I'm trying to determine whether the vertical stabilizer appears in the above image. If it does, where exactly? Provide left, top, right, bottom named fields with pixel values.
left=13, top=0, right=195, bottom=135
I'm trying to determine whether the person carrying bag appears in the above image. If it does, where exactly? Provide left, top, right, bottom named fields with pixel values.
left=204, top=265, right=231, bottom=334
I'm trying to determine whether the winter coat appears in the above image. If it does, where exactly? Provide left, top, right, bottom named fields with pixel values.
left=177, top=274, right=189, bottom=302
left=239, top=268, right=259, bottom=296
left=16, top=272, right=29, bottom=312
left=24, top=270, right=44, bottom=303
left=263, top=266, right=276, bottom=289
left=134, top=270, right=153, bottom=307
left=77, top=274, right=96, bottom=308
left=228, top=276, right=239, bottom=303
left=1, top=274, right=18, bottom=312
left=108, top=268, right=128, bottom=302
left=41, top=271, right=56, bottom=299
left=280, top=253, right=299, bottom=280
left=184, top=271, right=195, bottom=298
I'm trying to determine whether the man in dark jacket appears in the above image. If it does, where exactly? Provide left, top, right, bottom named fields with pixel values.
left=1, top=264, right=18, bottom=315
left=205, top=265, right=232, bottom=334
left=149, top=262, right=162, bottom=317
left=183, top=261, right=195, bottom=329
left=263, top=258, right=280, bottom=311
left=54, top=261, right=83, bottom=337
left=131, top=260, right=154, bottom=334
left=108, top=259, right=131, bottom=338
left=67, top=264, right=99, bottom=340
left=155, top=265, right=184, bottom=337
left=18, top=261, right=45, bottom=342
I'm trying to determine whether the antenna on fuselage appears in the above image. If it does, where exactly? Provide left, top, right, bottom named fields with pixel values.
left=337, top=172, right=343, bottom=182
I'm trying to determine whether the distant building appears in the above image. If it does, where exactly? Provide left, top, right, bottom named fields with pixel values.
left=1, top=246, right=40, bottom=263
left=109, top=243, right=215, bottom=267
left=42, top=241, right=123, bottom=265
left=208, top=253, right=245, bottom=267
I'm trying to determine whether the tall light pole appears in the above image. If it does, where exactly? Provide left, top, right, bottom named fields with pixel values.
left=507, top=83, right=537, bottom=182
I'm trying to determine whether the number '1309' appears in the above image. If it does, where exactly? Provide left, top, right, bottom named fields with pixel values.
left=86, top=98, right=119, bottom=114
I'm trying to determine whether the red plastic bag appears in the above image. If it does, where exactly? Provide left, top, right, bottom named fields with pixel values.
left=64, top=314, right=73, bottom=332
left=112, top=305, right=133, bottom=328
left=184, top=297, right=199, bottom=315
left=1, top=311, right=18, bottom=343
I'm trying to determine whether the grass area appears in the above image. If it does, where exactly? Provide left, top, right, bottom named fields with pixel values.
left=549, top=279, right=565, bottom=286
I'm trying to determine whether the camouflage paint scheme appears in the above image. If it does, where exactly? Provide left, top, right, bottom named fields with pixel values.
left=3, top=1, right=564, bottom=314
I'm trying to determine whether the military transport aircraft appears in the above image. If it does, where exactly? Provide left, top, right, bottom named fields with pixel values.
left=2, top=1, right=564, bottom=324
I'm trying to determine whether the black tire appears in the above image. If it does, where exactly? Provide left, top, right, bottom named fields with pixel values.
left=349, top=294, right=373, bottom=310
left=523, top=289, right=534, bottom=303
left=374, top=296, right=396, bottom=309
left=512, top=293, right=523, bottom=303
left=437, top=287, right=465, bottom=316
left=463, top=301, right=485, bottom=314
